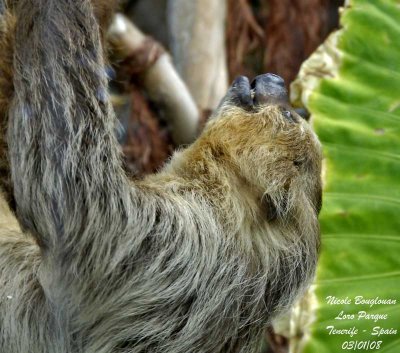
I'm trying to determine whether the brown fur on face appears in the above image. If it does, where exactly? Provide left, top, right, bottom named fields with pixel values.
left=0, top=0, right=322, bottom=352
left=164, top=105, right=322, bottom=223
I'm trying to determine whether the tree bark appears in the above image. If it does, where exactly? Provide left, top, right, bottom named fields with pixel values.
left=108, top=14, right=200, bottom=145
left=167, top=0, right=228, bottom=112
left=264, top=0, right=329, bottom=84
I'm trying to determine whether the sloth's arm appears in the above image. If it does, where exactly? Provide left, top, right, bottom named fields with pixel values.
left=8, top=0, right=214, bottom=289
left=0, top=0, right=117, bottom=212
left=9, top=0, right=137, bottom=251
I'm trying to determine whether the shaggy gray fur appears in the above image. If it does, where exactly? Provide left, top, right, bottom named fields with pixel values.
left=0, top=1, right=322, bottom=352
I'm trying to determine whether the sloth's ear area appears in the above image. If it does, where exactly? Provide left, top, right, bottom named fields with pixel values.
left=262, top=195, right=278, bottom=222
left=262, top=193, right=288, bottom=222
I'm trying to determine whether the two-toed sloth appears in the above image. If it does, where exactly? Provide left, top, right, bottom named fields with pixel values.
left=0, top=1, right=322, bottom=352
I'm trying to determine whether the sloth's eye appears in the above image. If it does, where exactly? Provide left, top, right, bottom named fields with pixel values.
left=283, top=110, right=291, bottom=119
left=293, top=160, right=303, bottom=169
left=282, top=110, right=297, bottom=123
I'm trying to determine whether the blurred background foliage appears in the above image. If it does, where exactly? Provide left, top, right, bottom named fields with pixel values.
left=291, top=0, right=400, bottom=352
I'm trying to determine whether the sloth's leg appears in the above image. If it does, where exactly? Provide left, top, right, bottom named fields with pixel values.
left=8, top=0, right=139, bottom=271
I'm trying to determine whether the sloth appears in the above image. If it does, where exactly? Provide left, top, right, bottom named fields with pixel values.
left=0, top=1, right=322, bottom=353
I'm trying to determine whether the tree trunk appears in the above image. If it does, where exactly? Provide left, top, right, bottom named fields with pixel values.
left=108, top=14, right=200, bottom=145
left=168, top=0, right=228, bottom=112
left=264, top=0, right=329, bottom=84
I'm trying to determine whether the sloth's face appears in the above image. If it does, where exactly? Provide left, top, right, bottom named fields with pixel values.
left=207, top=73, right=323, bottom=217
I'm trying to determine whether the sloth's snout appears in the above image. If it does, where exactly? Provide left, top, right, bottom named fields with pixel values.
left=229, top=74, right=289, bottom=109
left=251, top=74, right=288, bottom=106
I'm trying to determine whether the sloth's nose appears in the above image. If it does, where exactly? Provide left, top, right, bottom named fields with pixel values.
left=251, top=73, right=288, bottom=106
left=230, top=76, right=253, bottom=107
left=226, top=74, right=289, bottom=111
